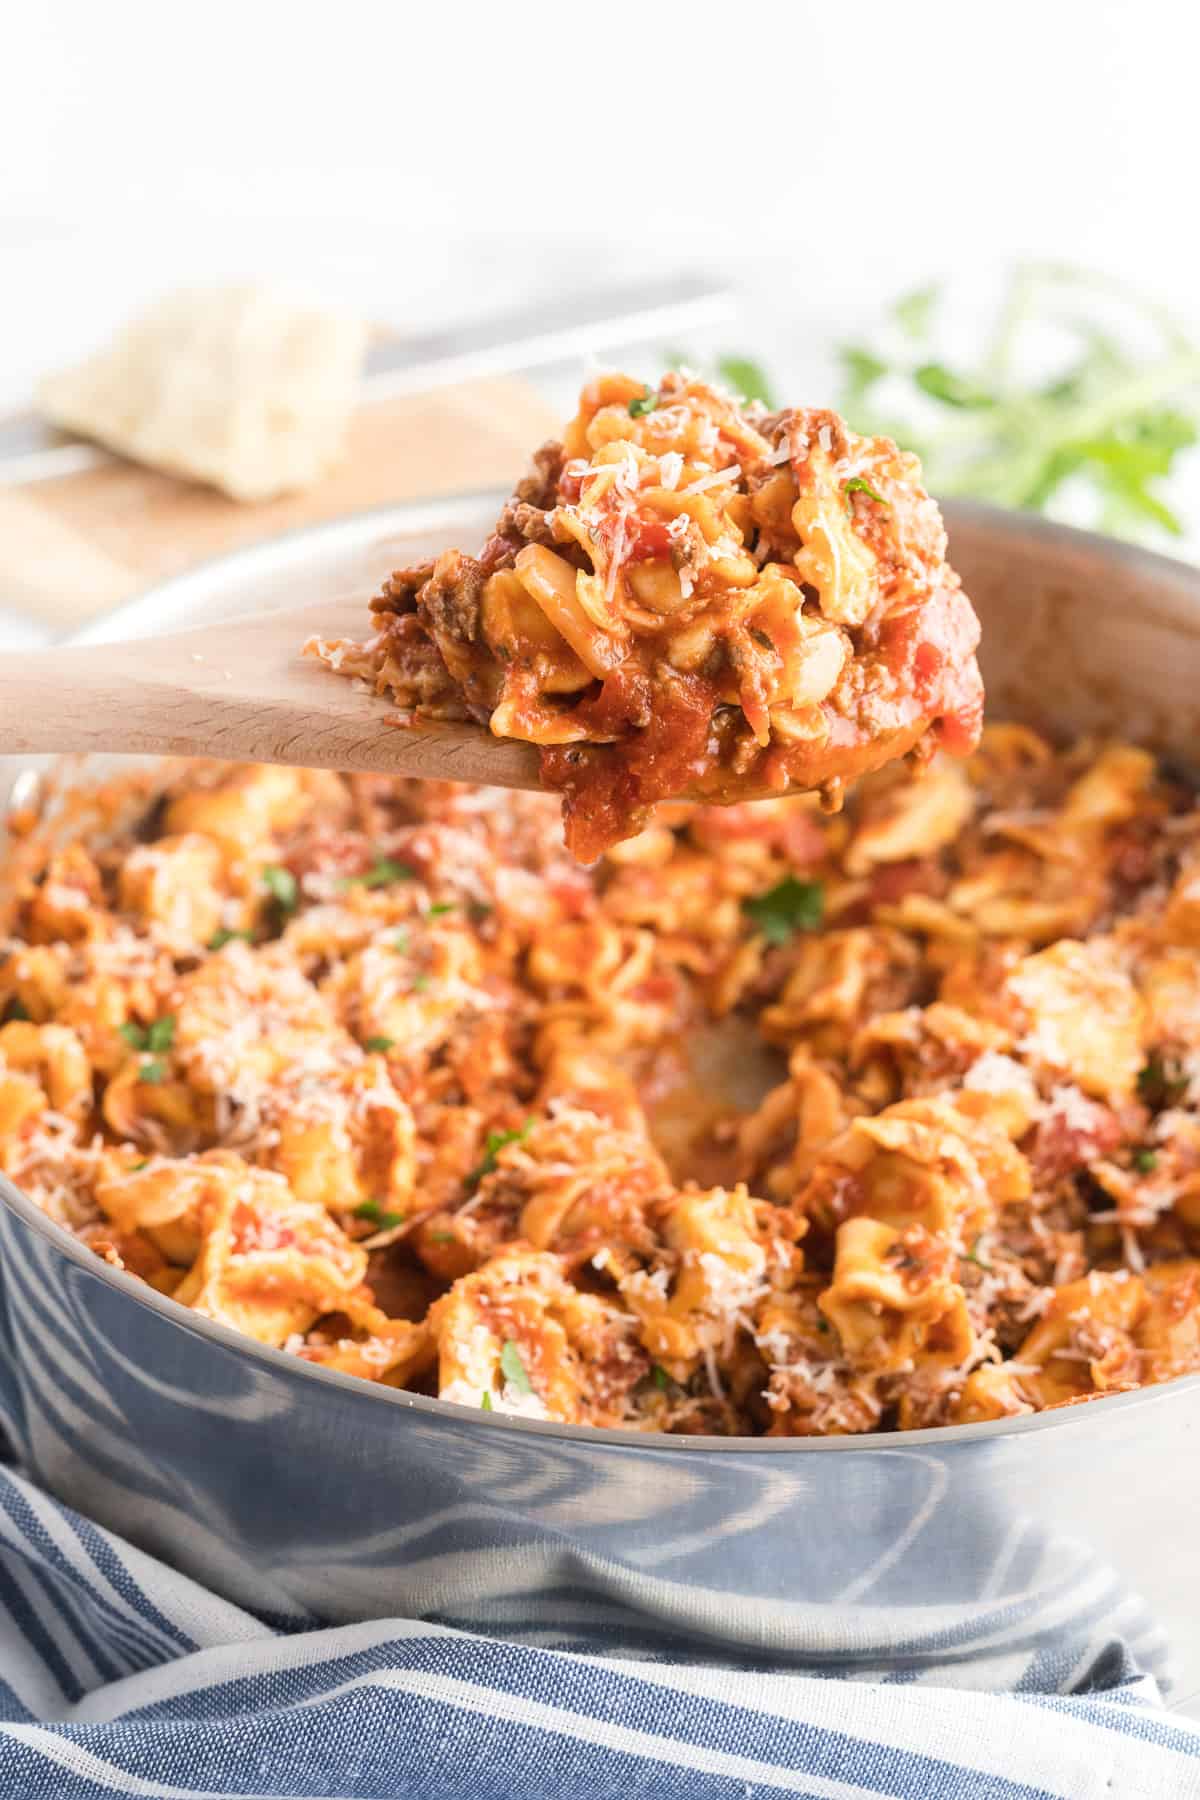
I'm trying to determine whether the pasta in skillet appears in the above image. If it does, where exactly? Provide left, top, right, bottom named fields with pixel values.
left=307, top=371, right=984, bottom=861
left=4, top=728, right=1200, bottom=1436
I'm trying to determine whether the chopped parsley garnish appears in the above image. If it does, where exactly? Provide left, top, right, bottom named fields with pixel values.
left=742, top=877, right=824, bottom=945
left=131, top=1160, right=149, bottom=1172
left=500, top=1339, right=532, bottom=1394
left=262, top=864, right=298, bottom=913
left=392, top=931, right=410, bottom=953
left=843, top=475, right=889, bottom=513
left=411, top=973, right=430, bottom=993
left=652, top=1364, right=671, bottom=1392
left=1133, top=1148, right=1159, bottom=1174
left=1137, top=1053, right=1189, bottom=1110
left=963, top=1235, right=993, bottom=1272
left=208, top=927, right=253, bottom=950
left=353, top=1199, right=405, bottom=1230
left=343, top=856, right=415, bottom=890
left=364, top=1035, right=396, bottom=1054
left=715, top=355, right=775, bottom=406
left=627, top=386, right=658, bottom=417
left=137, top=1060, right=168, bottom=1085
left=427, top=1230, right=457, bottom=1245
left=467, top=1120, right=534, bottom=1188
left=815, top=1316, right=830, bottom=1333
left=119, top=1016, right=175, bottom=1054
left=426, top=902, right=455, bottom=918
left=3, top=998, right=30, bottom=1022
left=480, top=1391, right=493, bottom=1411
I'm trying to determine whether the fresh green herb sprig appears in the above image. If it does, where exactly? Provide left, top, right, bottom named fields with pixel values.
left=742, top=878, right=824, bottom=945
left=963, top=1235, right=994, bottom=1273
left=500, top=1339, right=533, bottom=1394
left=838, top=264, right=1200, bottom=541
left=340, top=856, right=414, bottom=891
left=208, top=927, right=253, bottom=950
left=843, top=475, right=888, bottom=513
left=466, top=1120, right=534, bottom=1189
left=262, top=864, right=298, bottom=913
left=715, top=356, right=775, bottom=406
left=353, top=1198, right=405, bottom=1230
left=662, top=352, right=777, bottom=408
left=119, top=1015, right=175, bottom=1082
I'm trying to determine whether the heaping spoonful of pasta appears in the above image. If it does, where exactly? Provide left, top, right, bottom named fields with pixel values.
left=0, top=371, right=983, bottom=861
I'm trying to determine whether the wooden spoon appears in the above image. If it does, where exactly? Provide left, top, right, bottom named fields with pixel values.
left=0, top=598, right=541, bottom=788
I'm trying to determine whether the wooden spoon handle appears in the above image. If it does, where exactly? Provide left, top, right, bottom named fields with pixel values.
left=0, top=640, right=542, bottom=789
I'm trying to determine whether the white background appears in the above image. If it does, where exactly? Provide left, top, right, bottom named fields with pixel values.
left=5, top=0, right=1200, bottom=403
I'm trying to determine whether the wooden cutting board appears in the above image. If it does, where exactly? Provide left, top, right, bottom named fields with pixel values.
left=0, top=377, right=559, bottom=634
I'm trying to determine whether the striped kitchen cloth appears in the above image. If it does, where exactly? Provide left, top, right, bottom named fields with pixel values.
left=0, top=1462, right=1199, bottom=1799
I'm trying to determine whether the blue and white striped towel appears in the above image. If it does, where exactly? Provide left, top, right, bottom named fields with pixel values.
left=1, top=1461, right=1199, bottom=1799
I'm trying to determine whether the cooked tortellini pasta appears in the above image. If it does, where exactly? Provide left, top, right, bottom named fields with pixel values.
left=309, top=372, right=984, bottom=861
left=5, top=727, right=1200, bottom=1437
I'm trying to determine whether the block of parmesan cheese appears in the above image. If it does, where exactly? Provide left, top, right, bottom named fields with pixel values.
left=37, top=286, right=369, bottom=502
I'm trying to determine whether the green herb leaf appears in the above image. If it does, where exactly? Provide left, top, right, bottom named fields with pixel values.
left=137, top=1059, right=168, bottom=1085
left=392, top=931, right=410, bottom=953
left=893, top=284, right=939, bottom=340
left=843, top=475, right=889, bottom=513
left=1133, top=1148, right=1159, bottom=1174
left=652, top=1364, right=671, bottom=1392
left=500, top=1339, right=532, bottom=1394
left=344, top=856, right=415, bottom=890
left=131, top=1159, right=149, bottom=1172
left=963, top=1235, right=993, bottom=1272
left=3, top=998, right=30, bottom=1023
left=742, top=878, right=824, bottom=945
left=411, top=973, right=430, bottom=993
left=364, top=1035, right=396, bottom=1054
left=467, top=1120, right=534, bottom=1188
left=427, top=1230, right=457, bottom=1245
left=913, top=362, right=995, bottom=409
left=838, top=267, right=1200, bottom=546
left=716, top=355, right=775, bottom=407
left=838, top=344, right=889, bottom=404
left=208, top=927, right=253, bottom=950
left=122, top=1016, right=174, bottom=1054
left=353, top=1199, right=406, bottom=1230
left=480, top=1390, right=493, bottom=1411
left=262, top=865, right=298, bottom=913
left=815, top=1315, right=830, bottom=1333
left=426, top=902, right=455, bottom=918
left=628, top=386, right=658, bottom=418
